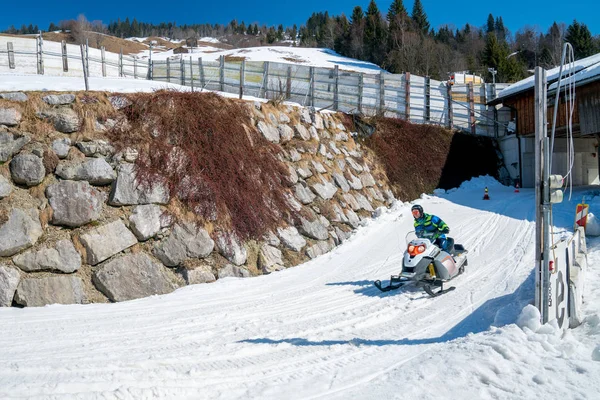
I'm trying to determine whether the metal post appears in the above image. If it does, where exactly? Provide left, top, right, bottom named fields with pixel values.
left=36, top=32, right=44, bottom=75
left=239, top=60, right=245, bottom=99
left=85, top=38, right=89, bottom=77
left=333, top=65, right=339, bottom=111
left=379, top=71, right=385, bottom=115
left=190, top=57, right=194, bottom=92
left=166, top=58, right=171, bottom=82
left=198, top=57, right=205, bottom=90
left=405, top=72, right=411, bottom=121
left=447, top=83, right=454, bottom=129
left=61, top=40, right=68, bottom=72
left=358, top=73, right=364, bottom=114
left=534, top=66, right=549, bottom=322
left=219, top=55, right=225, bottom=92
left=7, top=42, right=15, bottom=69
left=468, top=82, right=476, bottom=134
left=80, top=44, right=89, bottom=91
left=101, top=46, right=106, bottom=77
left=309, top=66, right=315, bottom=107
left=425, top=76, right=431, bottom=122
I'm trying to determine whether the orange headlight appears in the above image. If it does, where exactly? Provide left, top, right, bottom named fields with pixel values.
left=408, top=244, right=426, bottom=256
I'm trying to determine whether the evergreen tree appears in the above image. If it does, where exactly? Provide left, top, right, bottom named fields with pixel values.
left=411, top=0, right=430, bottom=35
left=48, top=22, right=59, bottom=32
left=495, top=16, right=506, bottom=43
left=387, top=0, right=408, bottom=24
left=347, top=6, right=365, bottom=59
left=486, top=14, right=495, bottom=34
left=565, top=20, right=595, bottom=59
left=364, top=0, right=386, bottom=65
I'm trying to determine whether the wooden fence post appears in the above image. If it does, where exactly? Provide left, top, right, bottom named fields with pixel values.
left=190, top=57, right=194, bottom=92
left=219, top=55, right=225, bottom=92
left=198, top=58, right=205, bottom=89
left=180, top=57, right=185, bottom=86
left=7, top=42, right=15, bottom=69
left=447, top=83, right=454, bottom=129
left=61, top=40, right=68, bottom=72
left=358, top=73, right=363, bottom=114
left=166, top=58, right=171, bottom=82
left=379, top=71, right=385, bottom=115
left=85, top=38, right=89, bottom=77
left=119, top=49, right=123, bottom=77
left=240, top=60, right=245, bottom=99
left=36, top=33, right=44, bottom=75
left=134, top=58, right=138, bottom=79
left=80, top=44, right=89, bottom=91
left=101, top=46, right=106, bottom=77
left=285, top=65, right=293, bottom=99
left=405, top=72, right=411, bottom=121
left=262, top=61, right=270, bottom=99
left=333, top=65, right=339, bottom=111
left=468, top=82, right=476, bottom=134
left=425, top=76, right=431, bottom=122
left=309, top=66, right=315, bottom=107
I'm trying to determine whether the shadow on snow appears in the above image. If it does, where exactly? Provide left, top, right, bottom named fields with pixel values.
left=240, top=269, right=534, bottom=347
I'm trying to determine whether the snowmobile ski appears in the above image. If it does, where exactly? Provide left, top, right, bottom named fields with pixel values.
left=423, top=284, right=456, bottom=297
left=374, top=276, right=408, bottom=292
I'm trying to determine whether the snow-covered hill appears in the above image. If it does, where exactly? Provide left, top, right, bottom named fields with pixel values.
left=1, top=176, right=599, bottom=399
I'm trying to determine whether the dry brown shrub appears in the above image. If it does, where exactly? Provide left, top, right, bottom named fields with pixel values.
left=361, top=116, right=452, bottom=200
left=108, top=91, right=295, bottom=241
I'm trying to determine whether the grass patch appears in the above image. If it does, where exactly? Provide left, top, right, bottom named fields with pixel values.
left=108, top=91, right=295, bottom=241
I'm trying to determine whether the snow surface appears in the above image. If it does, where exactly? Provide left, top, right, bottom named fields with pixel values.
left=143, top=46, right=383, bottom=74
left=497, top=53, right=600, bottom=99
left=1, top=176, right=599, bottom=399
left=0, top=74, right=191, bottom=93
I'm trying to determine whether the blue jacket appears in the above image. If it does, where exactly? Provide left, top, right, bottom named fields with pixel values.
left=414, top=213, right=450, bottom=240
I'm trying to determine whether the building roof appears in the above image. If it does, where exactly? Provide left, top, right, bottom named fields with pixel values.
left=494, top=52, right=600, bottom=102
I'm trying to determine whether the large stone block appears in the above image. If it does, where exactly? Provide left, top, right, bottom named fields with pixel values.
left=109, top=163, right=169, bottom=206
left=258, top=244, right=284, bottom=274
left=93, top=253, right=178, bottom=302
left=13, top=240, right=81, bottom=273
left=183, top=265, right=216, bottom=285
left=0, top=175, right=12, bottom=199
left=0, top=265, right=20, bottom=307
left=277, top=226, right=307, bottom=252
left=297, top=216, right=329, bottom=241
left=46, top=180, right=103, bottom=227
left=0, top=209, right=43, bottom=257
left=9, top=154, right=45, bottom=187
left=14, top=276, right=85, bottom=307
left=56, top=158, right=116, bottom=186
left=0, top=132, right=30, bottom=162
left=214, top=231, right=247, bottom=266
left=129, top=204, right=164, bottom=241
left=0, top=92, right=28, bottom=102
left=153, top=223, right=214, bottom=267
left=257, top=121, right=280, bottom=143
left=38, top=108, right=81, bottom=133
left=0, top=108, right=22, bottom=127
left=80, top=220, right=138, bottom=265
left=42, top=94, right=76, bottom=105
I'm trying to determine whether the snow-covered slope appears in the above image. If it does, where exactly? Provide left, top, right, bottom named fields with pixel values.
left=1, top=177, right=599, bottom=399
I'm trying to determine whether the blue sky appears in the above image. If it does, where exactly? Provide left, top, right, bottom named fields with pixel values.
left=2, top=0, right=598, bottom=35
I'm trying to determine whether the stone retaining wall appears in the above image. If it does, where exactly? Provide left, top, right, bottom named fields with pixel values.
left=0, top=92, right=395, bottom=307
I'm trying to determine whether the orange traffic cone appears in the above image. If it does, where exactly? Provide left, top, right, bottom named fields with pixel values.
left=483, top=186, right=490, bottom=200
left=514, top=183, right=520, bottom=193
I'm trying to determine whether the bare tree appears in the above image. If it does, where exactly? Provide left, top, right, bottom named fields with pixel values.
left=71, top=14, right=92, bottom=44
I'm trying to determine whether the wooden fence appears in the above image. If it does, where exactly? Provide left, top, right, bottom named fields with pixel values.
left=0, top=35, right=512, bottom=137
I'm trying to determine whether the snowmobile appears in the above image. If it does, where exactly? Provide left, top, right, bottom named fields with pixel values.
left=374, top=231, right=468, bottom=297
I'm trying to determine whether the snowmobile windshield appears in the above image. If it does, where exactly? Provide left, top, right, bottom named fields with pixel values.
left=406, top=230, right=435, bottom=245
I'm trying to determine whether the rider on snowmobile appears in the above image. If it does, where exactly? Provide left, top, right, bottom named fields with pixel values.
left=411, top=204, right=451, bottom=252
